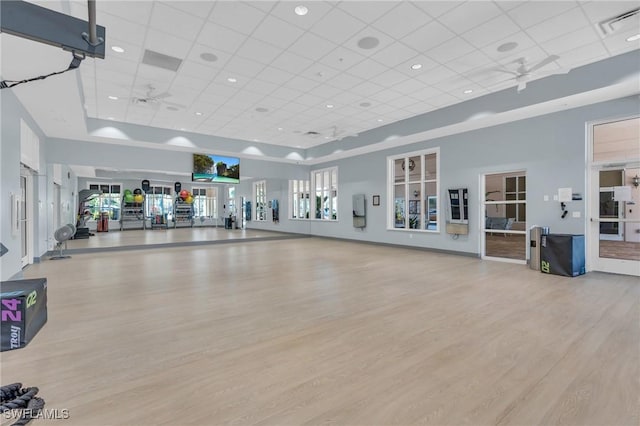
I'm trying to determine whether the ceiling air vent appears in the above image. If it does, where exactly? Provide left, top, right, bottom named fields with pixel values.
left=142, top=49, right=182, bottom=72
left=597, top=7, right=640, bottom=37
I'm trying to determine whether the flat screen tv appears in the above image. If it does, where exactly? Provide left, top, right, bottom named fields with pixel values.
left=192, top=154, right=240, bottom=183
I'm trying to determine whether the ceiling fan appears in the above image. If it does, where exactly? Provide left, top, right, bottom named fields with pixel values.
left=490, top=55, right=568, bottom=92
left=131, top=84, right=184, bottom=109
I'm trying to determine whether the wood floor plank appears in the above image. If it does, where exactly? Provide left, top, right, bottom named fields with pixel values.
left=1, top=238, right=637, bottom=425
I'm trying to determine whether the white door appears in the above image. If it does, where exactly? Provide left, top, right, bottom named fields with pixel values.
left=588, top=116, right=640, bottom=276
left=53, top=183, right=61, bottom=230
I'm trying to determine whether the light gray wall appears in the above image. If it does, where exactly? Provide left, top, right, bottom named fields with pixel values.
left=0, top=89, right=48, bottom=279
left=303, top=96, right=639, bottom=255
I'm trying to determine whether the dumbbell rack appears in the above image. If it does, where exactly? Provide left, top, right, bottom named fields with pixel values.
left=173, top=198, right=194, bottom=228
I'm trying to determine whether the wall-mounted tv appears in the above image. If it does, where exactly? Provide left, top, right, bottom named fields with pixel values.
left=192, top=154, right=240, bottom=184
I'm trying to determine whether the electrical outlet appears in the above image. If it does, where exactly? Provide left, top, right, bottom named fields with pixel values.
left=544, top=195, right=549, bottom=201
left=572, top=211, right=580, bottom=218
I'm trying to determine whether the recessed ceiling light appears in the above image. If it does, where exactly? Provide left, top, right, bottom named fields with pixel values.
left=326, top=104, right=334, bottom=108
left=357, top=36, right=380, bottom=50
left=377, top=119, right=383, bottom=122
left=108, top=95, right=118, bottom=100
left=294, top=5, right=308, bottom=16
left=463, top=89, right=473, bottom=94
left=497, top=41, right=518, bottom=52
left=277, top=127, right=283, bottom=131
left=626, top=34, right=640, bottom=42
left=200, top=52, right=218, bottom=62
left=111, top=46, right=124, bottom=53
left=195, top=112, right=203, bottom=116
left=411, top=63, right=422, bottom=70
left=227, top=77, right=237, bottom=83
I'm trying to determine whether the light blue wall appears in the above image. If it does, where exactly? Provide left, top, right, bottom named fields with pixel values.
left=1, top=89, right=49, bottom=279
left=303, top=96, right=639, bottom=255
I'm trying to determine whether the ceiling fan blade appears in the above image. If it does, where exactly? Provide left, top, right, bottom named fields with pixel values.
left=528, top=55, right=560, bottom=73
left=153, top=92, right=172, bottom=100
left=493, top=67, right=520, bottom=77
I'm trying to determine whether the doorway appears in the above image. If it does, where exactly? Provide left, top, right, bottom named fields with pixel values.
left=481, top=171, right=527, bottom=263
left=588, top=117, right=640, bottom=276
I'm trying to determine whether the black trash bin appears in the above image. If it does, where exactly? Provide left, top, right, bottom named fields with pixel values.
left=224, top=217, right=233, bottom=229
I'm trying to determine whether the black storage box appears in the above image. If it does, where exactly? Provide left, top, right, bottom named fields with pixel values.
left=1, top=278, right=47, bottom=351
left=541, top=234, right=585, bottom=277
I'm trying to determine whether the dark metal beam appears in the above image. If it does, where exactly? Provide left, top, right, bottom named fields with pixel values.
left=0, top=0, right=106, bottom=59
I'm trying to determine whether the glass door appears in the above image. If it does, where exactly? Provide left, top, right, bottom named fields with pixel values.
left=588, top=116, right=640, bottom=276
left=481, top=171, right=527, bottom=263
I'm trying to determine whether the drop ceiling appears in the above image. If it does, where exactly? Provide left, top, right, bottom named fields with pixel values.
left=3, top=1, right=640, bottom=150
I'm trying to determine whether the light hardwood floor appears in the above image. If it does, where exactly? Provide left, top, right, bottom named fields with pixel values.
left=2, top=238, right=638, bottom=425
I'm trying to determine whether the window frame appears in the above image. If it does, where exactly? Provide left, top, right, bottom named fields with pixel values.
left=289, top=179, right=311, bottom=220
left=387, top=147, right=440, bottom=232
left=253, top=180, right=267, bottom=221
left=311, top=166, right=338, bottom=221
left=87, top=182, right=122, bottom=221
left=192, top=187, right=218, bottom=219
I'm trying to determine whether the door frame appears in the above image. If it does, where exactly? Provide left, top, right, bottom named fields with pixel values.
left=479, top=169, right=528, bottom=264
left=19, top=167, right=34, bottom=268
left=586, top=115, right=640, bottom=276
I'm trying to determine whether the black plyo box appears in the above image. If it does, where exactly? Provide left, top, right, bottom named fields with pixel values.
left=541, top=234, right=586, bottom=277
left=1, top=278, right=47, bottom=351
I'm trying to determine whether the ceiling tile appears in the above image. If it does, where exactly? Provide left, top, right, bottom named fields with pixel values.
left=494, top=1, right=528, bottom=12
left=396, top=55, right=440, bottom=77
left=270, top=51, right=314, bottom=74
left=171, top=73, right=210, bottom=91
left=602, top=28, right=640, bottom=55
left=538, top=26, right=602, bottom=55
left=302, top=64, right=342, bottom=83
left=369, top=69, right=411, bottom=87
left=344, top=27, right=395, bottom=57
left=461, top=14, right=522, bottom=49
left=294, top=93, right=325, bottom=107
left=98, top=1, right=153, bottom=25
left=103, top=37, right=144, bottom=64
left=288, top=32, right=339, bottom=60
left=400, top=20, right=456, bottom=52
left=208, top=1, right=268, bottom=35
left=385, top=96, right=423, bottom=110
left=284, top=75, right=322, bottom=92
left=271, top=87, right=306, bottom=102
left=144, top=28, right=192, bottom=59
left=99, top=13, right=147, bottom=48
left=413, top=1, right=464, bottom=18
left=427, top=92, right=460, bottom=107
left=427, top=37, right=476, bottom=63
left=97, top=55, right=139, bottom=77
left=269, top=1, right=333, bottom=30
left=480, top=31, right=538, bottom=61
left=319, top=46, right=367, bottom=71
left=96, top=67, right=137, bottom=86
left=415, top=65, right=458, bottom=85
left=178, top=60, right=217, bottom=80
left=371, top=2, right=432, bottom=39
left=158, top=1, right=215, bottom=19
left=136, top=63, right=177, bottom=86
left=438, top=2, right=503, bottom=35
left=554, top=40, right=610, bottom=69
left=349, top=81, right=386, bottom=97
left=331, top=90, right=365, bottom=105
left=309, top=7, right=367, bottom=44
left=222, top=56, right=266, bottom=78
left=391, top=78, right=429, bottom=96
left=149, top=3, right=204, bottom=41
left=197, top=22, right=248, bottom=54
left=307, top=85, right=344, bottom=100
left=507, top=1, right=576, bottom=29
left=370, top=42, right=420, bottom=68
left=445, top=50, right=495, bottom=75
left=327, top=72, right=363, bottom=90
left=236, top=37, right=283, bottom=65
left=525, top=7, right=590, bottom=43
left=337, top=1, right=397, bottom=24
left=242, top=79, right=279, bottom=96
left=345, top=58, right=388, bottom=80
left=408, top=85, right=444, bottom=101
left=252, top=15, right=305, bottom=49
left=255, top=66, right=296, bottom=85
left=186, top=44, right=231, bottom=69
left=369, top=89, right=405, bottom=103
